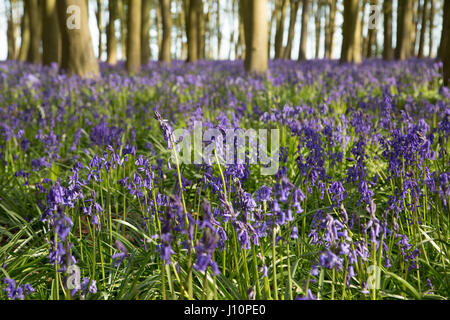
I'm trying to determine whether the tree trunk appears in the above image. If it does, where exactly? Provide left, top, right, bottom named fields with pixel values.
left=340, top=0, right=362, bottom=63
left=365, top=0, right=378, bottom=58
left=57, top=0, right=99, bottom=78
left=159, top=0, right=172, bottom=63
left=118, top=0, right=127, bottom=60
left=314, top=1, right=321, bottom=59
left=197, top=0, right=205, bottom=60
left=141, top=0, right=151, bottom=65
left=18, top=2, right=30, bottom=62
left=216, top=0, right=221, bottom=59
left=284, top=0, right=300, bottom=59
left=96, top=0, right=103, bottom=60
left=428, top=0, right=434, bottom=57
left=442, top=0, right=450, bottom=86
left=7, top=1, right=18, bottom=60
left=42, top=0, right=61, bottom=65
left=298, top=0, right=309, bottom=60
left=418, top=0, right=428, bottom=58
left=107, top=0, right=118, bottom=64
left=187, top=0, right=200, bottom=62
left=244, top=0, right=268, bottom=74
left=325, top=0, right=337, bottom=59
left=126, top=0, right=142, bottom=73
left=238, top=0, right=245, bottom=60
left=274, top=0, right=288, bottom=59
left=395, top=0, right=414, bottom=59
left=26, top=0, right=42, bottom=64
left=382, top=0, right=393, bottom=59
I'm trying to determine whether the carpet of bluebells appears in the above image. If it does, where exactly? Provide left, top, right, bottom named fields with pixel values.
left=0, top=59, right=449, bottom=300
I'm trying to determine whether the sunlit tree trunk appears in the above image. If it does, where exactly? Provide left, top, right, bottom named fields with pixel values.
left=284, top=0, right=300, bottom=59
left=7, top=0, right=18, bottom=60
left=428, top=0, right=434, bottom=57
left=238, top=0, right=245, bottom=60
left=216, top=0, right=221, bottom=59
left=18, top=1, right=30, bottom=62
left=325, top=0, right=337, bottom=59
left=42, top=0, right=61, bottom=65
left=340, top=0, right=362, bottom=63
left=244, top=0, right=268, bottom=74
left=298, top=0, right=309, bottom=60
left=118, top=0, right=127, bottom=60
left=442, top=0, right=450, bottom=86
left=159, top=0, right=172, bottom=63
left=187, top=0, right=200, bottom=62
left=274, top=0, right=288, bottom=59
left=141, top=0, right=151, bottom=65
left=57, top=0, right=99, bottom=78
left=126, top=0, right=142, bottom=73
left=314, top=1, right=321, bottom=59
left=365, top=0, right=378, bottom=58
left=418, top=0, right=428, bottom=58
left=395, top=0, right=414, bottom=59
left=382, top=0, right=393, bottom=59
left=197, top=0, right=205, bottom=60
left=27, top=0, right=41, bottom=64
left=96, top=0, right=103, bottom=60
left=107, top=0, right=118, bottom=64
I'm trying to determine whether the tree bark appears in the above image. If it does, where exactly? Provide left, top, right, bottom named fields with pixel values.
left=187, top=0, right=200, bottom=62
left=298, top=0, right=309, bottom=60
left=284, top=0, right=300, bottom=59
left=96, top=0, right=103, bottom=60
left=159, top=0, right=172, bottom=63
left=141, top=0, right=151, bottom=65
left=216, top=0, right=221, bottom=59
left=57, top=0, right=99, bottom=78
left=42, top=0, right=61, bottom=65
left=274, top=0, right=288, bottom=59
left=18, top=1, right=30, bottom=62
left=126, top=0, right=142, bottom=73
left=26, top=0, right=42, bottom=64
left=197, top=0, right=205, bottom=60
left=395, top=0, right=414, bottom=59
left=314, top=1, right=321, bottom=59
left=442, top=0, right=450, bottom=86
left=244, top=0, right=268, bottom=74
left=118, top=0, right=127, bottom=60
left=428, top=0, right=434, bottom=57
left=7, top=0, right=18, bottom=60
left=365, top=0, right=378, bottom=58
left=382, top=0, right=393, bottom=59
left=107, top=0, right=117, bottom=64
left=340, top=0, right=362, bottom=63
left=325, top=0, right=337, bottom=59
left=418, top=0, right=428, bottom=58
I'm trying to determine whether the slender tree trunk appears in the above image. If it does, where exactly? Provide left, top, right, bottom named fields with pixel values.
left=159, top=0, right=172, bottom=63
left=325, top=0, right=337, bottom=59
left=428, top=0, right=434, bottom=57
left=442, top=0, right=450, bottom=86
left=187, top=0, right=200, bottom=62
left=107, top=0, right=118, bottom=64
left=238, top=0, right=245, bottom=60
left=365, top=0, right=378, bottom=58
left=42, top=0, right=61, bottom=65
left=96, top=0, right=103, bottom=60
left=197, top=0, right=205, bottom=60
left=395, top=0, right=414, bottom=59
left=340, top=0, right=362, bottom=63
left=19, top=1, right=30, bottom=62
left=216, top=0, right=221, bottom=59
left=126, top=0, right=142, bottom=73
left=118, top=0, right=127, bottom=60
left=298, top=0, right=309, bottom=60
left=26, top=0, right=41, bottom=64
left=382, top=0, right=393, bottom=59
left=284, top=0, right=300, bottom=59
left=7, top=0, right=18, bottom=60
left=314, top=1, right=321, bottom=59
left=141, top=0, right=151, bottom=65
left=418, top=0, right=428, bottom=57
left=274, top=0, right=288, bottom=59
left=244, top=0, right=268, bottom=74
left=57, top=0, right=99, bottom=78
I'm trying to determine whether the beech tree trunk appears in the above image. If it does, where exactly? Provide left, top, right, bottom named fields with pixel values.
left=57, top=0, right=99, bottom=78
left=18, top=2, right=30, bottom=62
left=42, top=0, right=61, bottom=65
left=284, top=0, right=300, bottom=59
left=340, top=0, right=362, bottom=63
left=314, top=1, right=321, bottom=59
left=197, top=0, right=205, bottom=60
left=26, top=0, right=41, bottom=64
left=7, top=1, right=18, bottom=60
left=159, top=0, right=172, bottom=63
left=126, top=0, right=142, bottom=73
left=96, top=0, right=103, bottom=59
left=187, top=0, right=200, bottom=62
left=441, top=0, right=450, bottom=86
left=274, top=0, right=288, bottom=59
left=107, top=0, right=118, bottom=64
left=365, top=0, right=378, bottom=58
left=383, top=0, right=393, bottom=59
left=395, top=0, right=414, bottom=59
left=244, top=0, right=268, bottom=74
left=298, top=0, right=309, bottom=60
left=428, top=0, right=434, bottom=57
left=325, top=0, right=337, bottom=59
left=118, top=0, right=127, bottom=60
left=141, top=0, right=151, bottom=65
left=418, top=0, right=428, bottom=58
